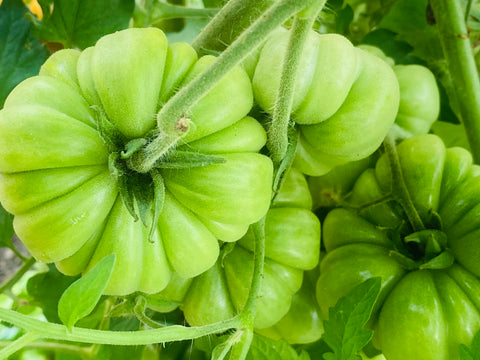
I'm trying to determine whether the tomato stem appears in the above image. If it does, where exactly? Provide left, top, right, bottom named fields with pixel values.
left=430, top=0, right=480, bottom=163
left=383, top=134, right=426, bottom=232
left=192, top=0, right=274, bottom=53
left=0, top=308, right=242, bottom=345
left=240, top=217, right=266, bottom=325
left=146, top=0, right=313, bottom=173
left=0, top=332, right=39, bottom=359
left=0, top=257, right=35, bottom=295
left=267, top=0, right=327, bottom=164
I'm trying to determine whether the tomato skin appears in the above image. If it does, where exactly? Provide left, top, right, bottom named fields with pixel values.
left=252, top=28, right=399, bottom=176
left=316, top=135, right=480, bottom=360
left=149, top=168, right=321, bottom=329
left=0, top=28, right=273, bottom=296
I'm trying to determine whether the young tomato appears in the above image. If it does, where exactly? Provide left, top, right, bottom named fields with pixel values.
left=316, top=135, right=480, bottom=360
left=251, top=28, right=400, bottom=176
left=147, top=168, right=321, bottom=330
left=0, top=28, right=273, bottom=296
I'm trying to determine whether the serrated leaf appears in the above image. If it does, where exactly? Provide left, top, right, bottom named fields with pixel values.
left=0, top=203, right=14, bottom=249
left=322, top=278, right=381, bottom=360
left=246, top=334, right=307, bottom=360
left=0, top=0, right=49, bottom=108
left=58, top=254, right=115, bottom=330
left=27, top=0, right=135, bottom=49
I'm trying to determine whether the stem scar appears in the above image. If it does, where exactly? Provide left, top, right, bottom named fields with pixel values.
left=175, top=115, right=190, bottom=133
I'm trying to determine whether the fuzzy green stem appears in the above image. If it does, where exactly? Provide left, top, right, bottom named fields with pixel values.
left=0, top=332, right=39, bottom=359
left=151, top=2, right=219, bottom=21
left=240, top=217, right=266, bottom=325
left=129, top=0, right=313, bottom=173
left=267, top=0, right=327, bottom=163
left=383, top=134, right=425, bottom=232
left=430, top=0, right=480, bottom=163
left=0, top=257, right=35, bottom=295
left=0, top=308, right=241, bottom=345
left=192, top=0, right=275, bottom=53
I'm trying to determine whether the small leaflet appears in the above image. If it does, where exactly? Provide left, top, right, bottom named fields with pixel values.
left=58, top=254, right=116, bottom=330
left=322, top=278, right=381, bottom=360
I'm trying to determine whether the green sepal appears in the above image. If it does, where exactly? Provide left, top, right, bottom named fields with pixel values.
left=118, top=174, right=138, bottom=222
left=155, top=150, right=226, bottom=169
left=149, top=170, right=165, bottom=242
left=92, top=105, right=126, bottom=152
left=130, top=172, right=155, bottom=228
left=121, top=138, right=148, bottom=159
left=389, top=250, right=419, bottom=271
left=419, top=250, right=455, bottom=270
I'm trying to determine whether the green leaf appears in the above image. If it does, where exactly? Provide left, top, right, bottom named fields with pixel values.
left=0, top=0, right=49, bottom=108
left=58, top=254, right=115, bottom=330
left=0, top=204, right=14, bottom=249
left=322, top=278, right=381, bottom=360
left=459, top=329, right=480, bottom=360
left=27, top=0, right=135, bottom=49
left=130, top=172, right=154, bottom=228
left=378, top=0, right=443, bottom=62
left=27, top=265, right=78, bottom=323
left=245, top=334, right=310, bottom=360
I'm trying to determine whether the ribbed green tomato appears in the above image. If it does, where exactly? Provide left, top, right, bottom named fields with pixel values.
left=316, top=135, right=480, bottom=360
left=358, top=45, right=440, bottom=139
left=256, top=266, right=323, bottom=344
left=0, top=28, right=273, bottom=296
left=251, top=28, right=400, bottom=176
left=147, top=168, right=320, bottom=329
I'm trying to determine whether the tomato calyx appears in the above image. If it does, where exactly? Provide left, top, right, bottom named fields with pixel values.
left=389, top=223, right=454, bottom=271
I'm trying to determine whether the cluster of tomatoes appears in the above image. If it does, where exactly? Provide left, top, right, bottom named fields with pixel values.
left=0, top=26, right=476, bottom=360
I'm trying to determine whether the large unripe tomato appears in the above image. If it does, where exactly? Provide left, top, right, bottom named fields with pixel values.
left=316, top=135, right=480, bottom=360
left=147, top=168, right=320, bottom=329
left=251, top=28, right=400, bottom=176
left=0, top=28, right=273, bottom=296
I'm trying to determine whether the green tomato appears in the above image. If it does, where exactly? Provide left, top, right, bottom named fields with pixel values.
left=0, top=28, right=273, bottom=296
left=316, top=135, right=480, bottom=360
left=148, top=168, right=320, bottom=329
left=256, top=265, right=323, bottom=344
left=358, top=45, right=440, bottom=139
left=252, top=28, right=399, bottom=176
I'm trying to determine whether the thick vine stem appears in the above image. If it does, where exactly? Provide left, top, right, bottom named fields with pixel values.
left=430, top=0, right=480, bottom=163
left=267, top=0, right=327, bottom=164
left=383, top=134, right=425, bottom=232
left=192, top=0, right=277, bottom=54
left=0, top=332, right=39, bottom=359
left=0, top=309, right=241, bottom=346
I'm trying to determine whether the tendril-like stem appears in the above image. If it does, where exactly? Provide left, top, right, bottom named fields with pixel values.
left=383, top=134, right=425, bottom=232
left=268, top=0, right=327, bottom=164
left=129, top=0, right=313, bottom=174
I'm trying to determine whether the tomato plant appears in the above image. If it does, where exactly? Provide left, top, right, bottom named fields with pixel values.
left=0, top=0, right=480, bottom=359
